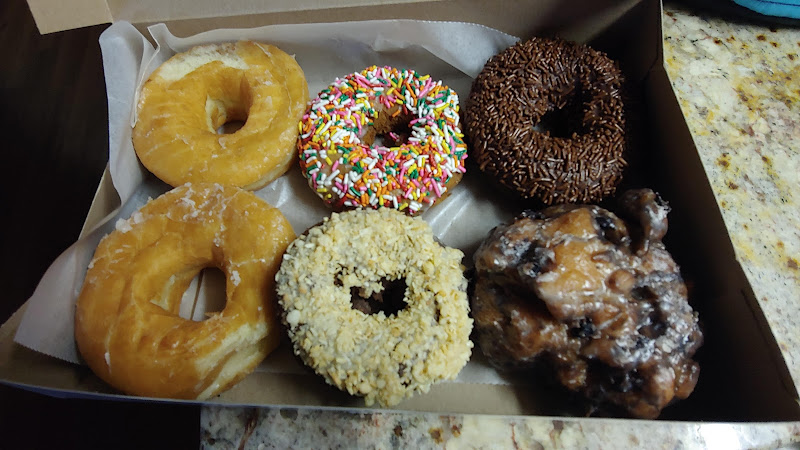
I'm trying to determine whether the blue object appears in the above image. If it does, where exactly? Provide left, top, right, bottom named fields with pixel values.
left=732, top=0, right=800, bottom=18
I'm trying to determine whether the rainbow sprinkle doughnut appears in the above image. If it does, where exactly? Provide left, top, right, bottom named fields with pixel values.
left=297, top=66, right=467, bottom=216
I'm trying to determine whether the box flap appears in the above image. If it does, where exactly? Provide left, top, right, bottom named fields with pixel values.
left=105, top=0, right=438, bottom=26
left=26, top=0, right=438, bottom=34
left=27, top=0, right=640, bottom=39
left=27, top=0, right=112, bottom=34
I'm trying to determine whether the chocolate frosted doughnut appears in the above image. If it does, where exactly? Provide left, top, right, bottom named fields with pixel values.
left=465, top=37, right=626, bottom=205
left=471, top=189, right=702, bottom=419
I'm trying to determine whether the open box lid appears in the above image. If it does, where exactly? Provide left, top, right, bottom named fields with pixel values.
left=27, top=0, right=644, bottom=42
left=26, top=0, right=435, bottom=34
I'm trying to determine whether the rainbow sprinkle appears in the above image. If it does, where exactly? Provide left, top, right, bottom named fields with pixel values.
left=297, top=66, right=467, bottom=215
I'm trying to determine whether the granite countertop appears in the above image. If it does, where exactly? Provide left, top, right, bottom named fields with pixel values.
left=200, top=5, right=800, bottom=448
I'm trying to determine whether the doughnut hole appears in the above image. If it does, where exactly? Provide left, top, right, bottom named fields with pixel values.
left=216, top=120, right=245, bottom=134
left=206, top=70, right=253, bottom=135
left=533, top=89, right=590, bottom=139
left=349, top=277, right=409, bottom=317
left=363, top=104, right=415, bottom=147
left=147, top=266, right=228, bottom=322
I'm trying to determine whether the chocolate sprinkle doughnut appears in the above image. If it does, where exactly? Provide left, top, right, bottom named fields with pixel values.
left=465, top=37, right=627, bottom=205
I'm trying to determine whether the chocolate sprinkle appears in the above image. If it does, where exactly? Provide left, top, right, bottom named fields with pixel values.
left=465, top=37, right=627, bottom=205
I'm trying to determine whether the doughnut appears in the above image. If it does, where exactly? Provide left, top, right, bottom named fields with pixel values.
left=297, top=66, right=467, bottom=216
left=275, top=208, right=473, bottom=406
left=74, top=183, right=295, bottom=399
left=465, top=37, right=627, bottom=205
left=132, top=41, right=309, bottom=190
left=471, top=189, right=702, bottom=418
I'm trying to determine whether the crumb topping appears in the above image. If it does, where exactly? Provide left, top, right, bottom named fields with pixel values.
left=276, top=208, right=473, bottom=406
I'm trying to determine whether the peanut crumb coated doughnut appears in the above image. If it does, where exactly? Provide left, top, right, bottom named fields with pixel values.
left=275, top=209, right=473, bottom=406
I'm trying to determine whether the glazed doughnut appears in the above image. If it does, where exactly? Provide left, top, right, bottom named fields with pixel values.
left=75, top=183, right=295, bottom=400
left=275, top=209, right=473, bottom=406
left=471, top=189, right=702, bottom=418
left=132, top=41, right=309, bottom=190
left=298, top=66, right=467, bottom=216
left=465, top=37, right=626, bottom=205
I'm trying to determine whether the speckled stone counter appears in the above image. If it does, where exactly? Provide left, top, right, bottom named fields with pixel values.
left=200, top=5, right=800, bottom=448
left=662, top=6, right=800, bottom=386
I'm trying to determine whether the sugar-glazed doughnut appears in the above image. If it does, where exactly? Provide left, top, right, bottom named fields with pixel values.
left=471, top=190, right=702, bottom=418
left=133, top=41, right=309, bottom=190
left=275, top=208, right=473, bottom=406
left=298, top=66, right=467, bottom=216
left=75, top=183, right=295, bottom=399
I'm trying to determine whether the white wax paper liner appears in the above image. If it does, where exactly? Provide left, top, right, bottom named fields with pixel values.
left=15, top=19, right=524, bottom=386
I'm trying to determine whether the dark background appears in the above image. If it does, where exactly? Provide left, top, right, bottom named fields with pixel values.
left=0, top=0, right=198, bottom=448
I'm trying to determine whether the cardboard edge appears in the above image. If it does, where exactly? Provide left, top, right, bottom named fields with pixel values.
left=126, top=0, right=641, bottom=44
left=0, top=300, right=566, bottom=416
left=26, top=0, right=112, bottom=34
left=0, top=302, right=542, bottom=416
left=105, top=0, right=442, bottom=29
left=734, top=267, right=800, bottom=402
left=644, top=64, right=800, bottom=412
left=645, top=12, right=799, bottom=401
